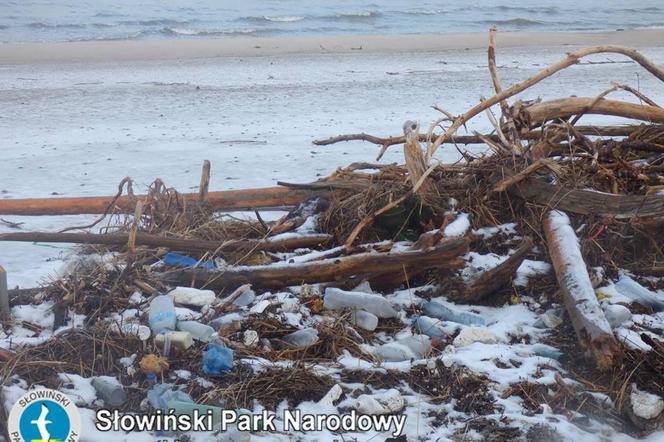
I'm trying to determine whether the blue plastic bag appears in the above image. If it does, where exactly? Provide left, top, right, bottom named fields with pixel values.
left=202, top=343, right=234, bottom=375
left=163, top=252, right=215, bottom=270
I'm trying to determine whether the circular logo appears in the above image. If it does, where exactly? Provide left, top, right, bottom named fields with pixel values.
left=7, top=388, right=81, bottom=442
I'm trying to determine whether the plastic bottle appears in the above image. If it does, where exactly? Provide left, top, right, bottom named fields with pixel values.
left=154, top=331, right=193, bottom=352
left=422, top=301, right=485, bottom=326
left=147, top=384, right=193, bottom=410
left=324, top=288, right=398, bottom=318
left=91, top=376, right=127, bottom=407
left=374, top=335, right=432, bottom=361
left=283, top=328, right=319, bottom=348
left=412, top=316, right=446, bottom=340
left=349, top=310, right=379, bottom=331
left=202, top=343, right=234, bottom=375
left=176, top=321, right=216, bottom=342
left=149, top=295, right=177, bottom=334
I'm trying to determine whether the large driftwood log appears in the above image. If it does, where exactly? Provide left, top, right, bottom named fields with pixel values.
left=543, top=210, right=619, bottom=370
left=522, top=97, right=664, bottom=126
left=0, top=187, right=317, bottom=216
left=460, top=237, right=533, bottom=302
left=0, top=231, right=331, bottom=253
left=498, top=169, right=664, bottom=221
left=162, top=237, right=469, bottom=290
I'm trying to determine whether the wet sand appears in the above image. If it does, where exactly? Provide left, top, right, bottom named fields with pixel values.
left=2, top=29, right=664, bottom=64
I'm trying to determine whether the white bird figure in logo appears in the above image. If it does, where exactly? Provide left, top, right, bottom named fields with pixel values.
left=30, top=403, right=52, bottom=442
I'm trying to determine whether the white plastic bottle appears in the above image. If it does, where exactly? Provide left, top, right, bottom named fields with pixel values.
left=176, top=321, right=216, bottom=342
left=324, top=287, right=398, bottom=318
left=350, top=310, right=379, bottom=331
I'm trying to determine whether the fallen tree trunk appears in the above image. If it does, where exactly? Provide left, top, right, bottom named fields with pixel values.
left=0, top=231, right=331, bottom=253
left=461, top=237, right=533, bottom=302
left=523, top=97, right=664, bottom=126
left=0, top=187, right=317, bottom=216
left=162, top=237, right=469, bottom=290
left=499, top=169, right=664, bottom=221
left=543, top=210, right=619, bottom=370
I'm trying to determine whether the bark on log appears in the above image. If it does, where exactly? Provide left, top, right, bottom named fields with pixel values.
left=0, top=231, right=331, bottom=253
left=0, top=187, right=317, bottom=216
left=460, top=237, right=533, bottom=302
left=543, top=210, right=619, bottom=370
left=523, top=98, right=664, bottom=126
left=499, top=169, right=664, bottom=221
left=161, top=237, right=469, bottom=290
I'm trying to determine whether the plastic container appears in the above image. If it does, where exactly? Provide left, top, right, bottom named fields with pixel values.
left=349, top=310, right=379, bottom=331
left=176, top=321, right=216, bottom=342
left=374, top=335, right=432, bottom=362
left=324, top=287, right=398, bottom=318
left=202, top=343, right=234, bottom=375
left=91, top=376, right=127, bottom=407
left=168, top=287, right=216, bottom=307
left=283, top=328, right=319, bottom=348
left=147, top=384, right=193, bottom=410
left=148, top=295, right=177, bottom=334
left=412, top=316, right=446, bottom=340
left=422, top=301, right=485, bottom=326
left=154, top=331, right=193, bottom=353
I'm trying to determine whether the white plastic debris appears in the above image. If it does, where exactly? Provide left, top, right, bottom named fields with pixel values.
left=540, top=308, right=563, bottom=329
left=615, top=275, right=664, bottom=311
left=630, top=384, right=664, bottom=420
left=232, top=288, right=256, bottom=307
left=324, top=287, right=398, bottom=318
left=148, top=295, right=177, bottom=334
left=352, top=281, right=374, bottom=294
left=355, top=389, right=405, bottom=414
left=168, top=287, right=216, bottom=307
left=374, top=335, right=431, bottom=361
left=601, top=303, right=632, bottom=328
left=349, top=310, right=379, bottom=331
left=318, top=384, right=343, bottom=407
left=452, top=327, right=498, bottom=347
left=243, top=330, right=259, bottom=346
left=110, top=323, right=151, bottom=341
left=154, top=331, right=193, bottom=352
left=250, top=299, right=271, bottom=314
left=283, top=328, right=319, bottom=348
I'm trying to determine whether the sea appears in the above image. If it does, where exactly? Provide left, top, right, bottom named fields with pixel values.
left=1, top=0, right=663, bottom=43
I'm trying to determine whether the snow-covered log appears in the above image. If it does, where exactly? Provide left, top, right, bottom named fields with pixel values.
left=543, top=210, right=620, bottom=370
left=164, top=237, right=469, bottom=290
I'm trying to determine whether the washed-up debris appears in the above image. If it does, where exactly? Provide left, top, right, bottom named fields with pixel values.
left=1, top=30, right=664, bottom=441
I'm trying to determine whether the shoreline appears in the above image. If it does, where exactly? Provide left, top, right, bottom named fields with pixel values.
left=2, top=28, right=664, bottom=64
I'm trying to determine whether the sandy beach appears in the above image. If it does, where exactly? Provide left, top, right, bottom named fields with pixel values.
left=1, top=29, right=664, bottom=64
left=2, top=30, right=664, bottom=287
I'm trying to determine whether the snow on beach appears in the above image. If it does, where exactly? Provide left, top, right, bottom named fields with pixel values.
left=2, top=36, right=664, bottom=442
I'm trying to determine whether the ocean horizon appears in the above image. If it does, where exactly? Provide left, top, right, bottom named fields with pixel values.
left=1, top=0, right=663, bottom=43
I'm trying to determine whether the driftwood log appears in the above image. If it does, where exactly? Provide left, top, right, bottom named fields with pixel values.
left=0, top=231, right=331, bottom=253
left=461, top=237, right=533, bottom=302
left=0, top=186, right=318, bottom=216
left=543, top=210, right=619, bottom=370
left=162, top=237, right=469, bottom=290
left=522, top=97, right=664, bottom=126
left=508, top=176, right=664, bottom=221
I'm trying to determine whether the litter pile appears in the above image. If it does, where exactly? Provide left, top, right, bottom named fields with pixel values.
left=1, top=31, right=664, bottom=441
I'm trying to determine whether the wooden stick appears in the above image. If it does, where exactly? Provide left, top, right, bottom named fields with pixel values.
left=427, top=45, right=664, bottom=160
left=163, top=237, right=469, bottom=290
left=523, top=97, right=664, bottom=126
left=0, top=187, right=317, bottom=216
left=461, top=237, right=533, bottom=302
left=312, top=125, right=649, bottom=150
left=127, top=201, right=143, bottom=254
left=0, top=266, right=9, bottom=321
left=199, top=160, right=211, bottom=202
left=543, top=210, right=619, bottom=370
left=0, top=231, right=331, bottom=253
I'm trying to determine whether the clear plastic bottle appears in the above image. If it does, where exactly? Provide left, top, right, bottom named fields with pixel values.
left=349, top=310, right=379, bottom=331
left=176, top=321, right=216, bottom=342
left=283, top=328, right=319, bottom=348
left=324, top=287, right=398, bottom=318
left=149, top=295, right=177, bottom=334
